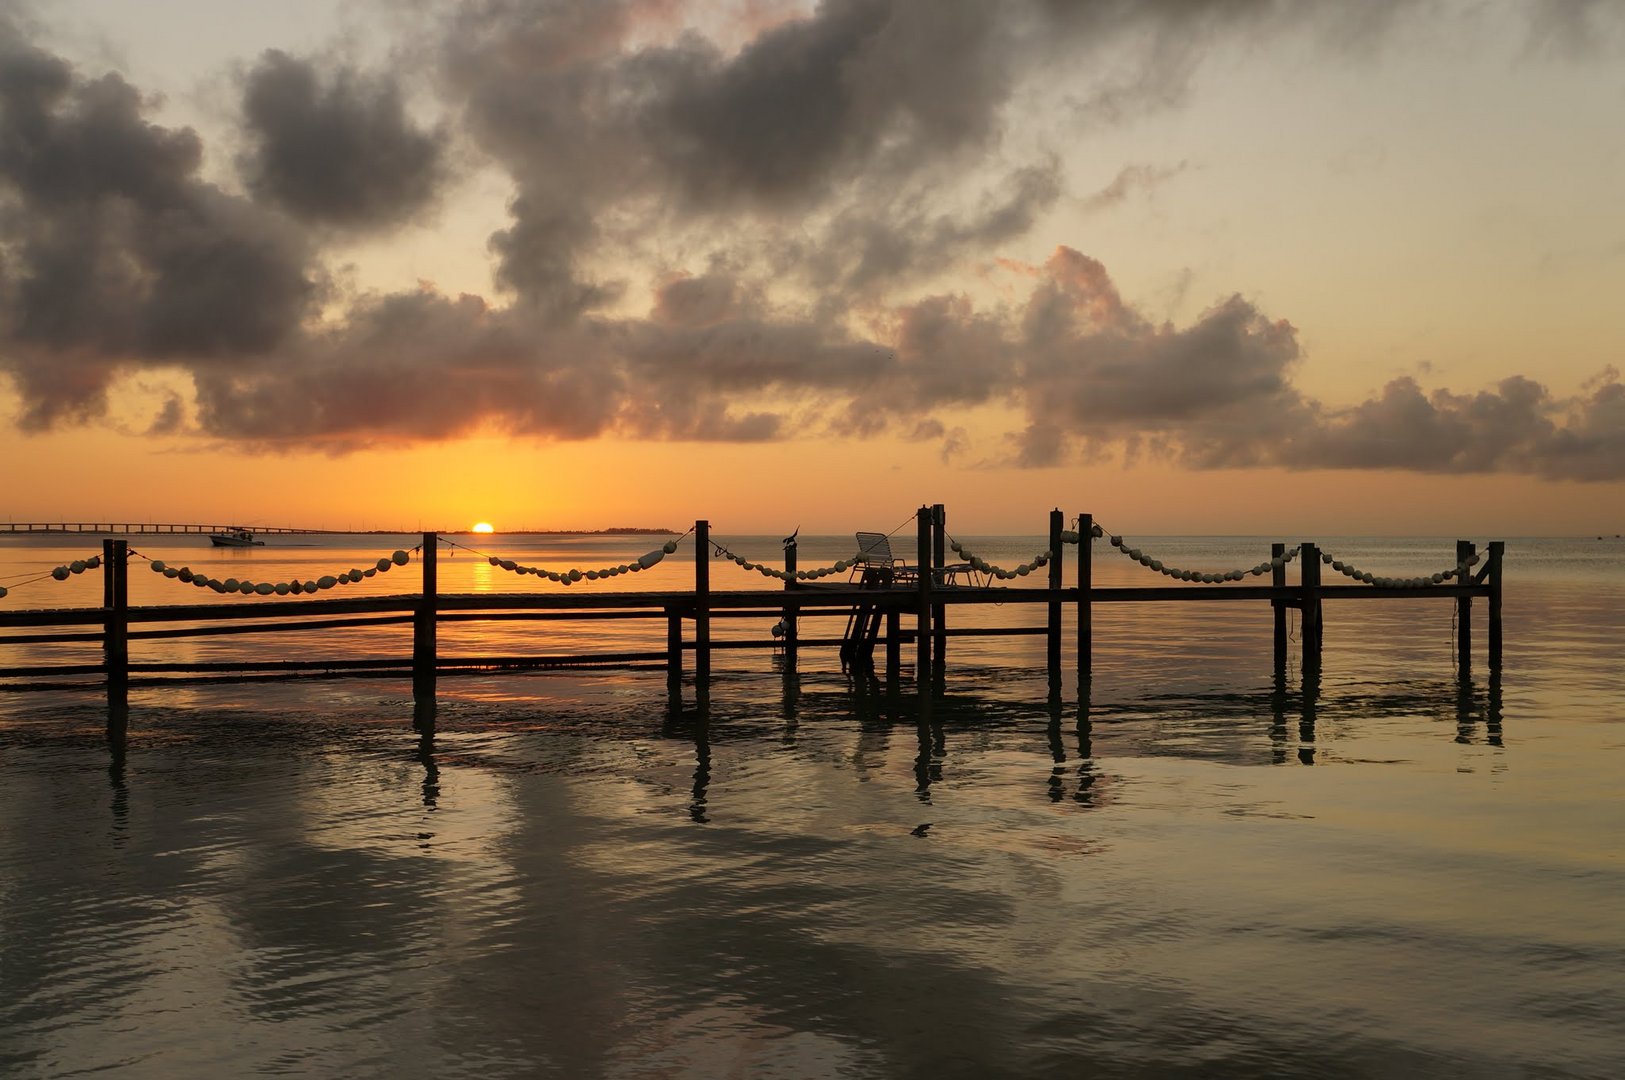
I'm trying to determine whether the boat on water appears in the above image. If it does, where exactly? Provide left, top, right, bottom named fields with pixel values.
left=210, top=528, right=264, bottom=548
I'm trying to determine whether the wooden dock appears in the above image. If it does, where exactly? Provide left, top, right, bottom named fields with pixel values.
left=1, top=506, right=1505, bottom=725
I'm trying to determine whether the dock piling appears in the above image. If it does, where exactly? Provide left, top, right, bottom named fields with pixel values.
left=1077, top=513, right=1092, bottom=689
left=103, top=539, right=128, bottom=719
left=931, top=504, right=947, bottom=677
left=412, top=532, right=438, bottom=703
left=916, top=507, right=932, bottom=687
left=695, top=520, right=711, bottom=689
left=1457, top=539, right=1475, bottom=675
left=1300, top=542, right=1322, bottom=675
left=1271, top=542, right=1288, bottom=673
left=666, top=606, right=683, bottom=689
left=1487, top=540, right=1504, bottom=673
left=783, top=537, right=798, bottom=673
left=1047, top=509, right=1063, bottom=678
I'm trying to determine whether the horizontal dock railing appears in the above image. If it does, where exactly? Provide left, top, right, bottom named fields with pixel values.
left=1, top=509, right=1504, bottom=714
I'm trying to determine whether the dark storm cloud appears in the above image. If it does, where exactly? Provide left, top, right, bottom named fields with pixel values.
left=437, top=0, right=1094, bottom=307
left=641, top=0, right=1011, bottom=210
left=237, top=50, right=447, bottom=231
left=0, top=29, right=316, bottom=428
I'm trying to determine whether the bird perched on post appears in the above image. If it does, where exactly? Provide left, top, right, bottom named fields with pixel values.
left=783, top=527, right=799, bottom=547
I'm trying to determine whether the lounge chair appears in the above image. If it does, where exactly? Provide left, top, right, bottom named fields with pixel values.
left=852, top=532, right=917, bottom=584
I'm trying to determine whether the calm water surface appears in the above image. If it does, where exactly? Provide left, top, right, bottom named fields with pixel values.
left=1, top=533, right=1621, bottom=1077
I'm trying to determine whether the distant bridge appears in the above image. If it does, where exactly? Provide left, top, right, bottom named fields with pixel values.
left=1, top=522, right=347, bottom=536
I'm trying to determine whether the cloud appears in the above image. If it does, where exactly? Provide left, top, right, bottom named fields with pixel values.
left=237, top=50, right=447, bottom=232
left=1525, top=0, right=1625, bottom=58
left=1080, top=162, right=1189, bottom=214
left=0, top=30, right=317, bottom=429
left=2, top=3, right=1623, bottom=483
left=433, top=0, right=1289, bottom=309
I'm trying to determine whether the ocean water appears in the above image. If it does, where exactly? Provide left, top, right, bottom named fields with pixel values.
left=1, top=532, right=1622, bottom=1078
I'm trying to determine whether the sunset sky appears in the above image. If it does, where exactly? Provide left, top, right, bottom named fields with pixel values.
left=2, top=0, right=1622, bottom=535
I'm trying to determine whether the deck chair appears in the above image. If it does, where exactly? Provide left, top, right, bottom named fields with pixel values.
left=852, top=532, right=916, bottom=584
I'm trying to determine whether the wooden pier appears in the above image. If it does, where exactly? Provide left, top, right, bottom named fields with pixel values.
left=0, top=522, right=337, bottom=535
left=1, top=507, right=1505, bottom=724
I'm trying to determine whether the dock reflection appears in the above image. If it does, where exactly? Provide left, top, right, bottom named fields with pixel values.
left=83, top=662, right=1509, bottom=828
left=663, top=691, right=711, bottom=823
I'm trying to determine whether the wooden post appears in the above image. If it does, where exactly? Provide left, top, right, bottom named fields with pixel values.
left=413, top=532, right=438, bottom=703
left=104, top=539, right=128, bottom=714
left=1299, top=542, right=1321, bottom=675
left=931, top=504, right=946, bottom=675
left=886, top=609, right=901, bottom=684
left=102, top=538, right=116, bottom=610
left=783, top=537, right=798, bottom=672
left=1487, top=540, right=1504, bottom=674
left=1456, top=539, right=1475, bottom=676
left=666, top=605, right=683, bottom=689
left=1047, top=509, right=1063, bottom=678
left=1077, top=513, right=1092, bottom=688
left=1271, top=542, right=1288, bottom=674
left=695, top=520, right=711, bottom=688
left=916, top=507, right=932, bottom=687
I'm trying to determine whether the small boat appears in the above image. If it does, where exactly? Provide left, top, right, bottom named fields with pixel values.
left=210, top=528, right=264, bottom=548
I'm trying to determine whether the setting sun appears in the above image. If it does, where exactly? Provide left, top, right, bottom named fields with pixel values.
left=471, top=522, right=495, bottom=534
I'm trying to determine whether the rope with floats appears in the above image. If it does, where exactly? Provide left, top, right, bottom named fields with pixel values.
left=706, top=535, right=862, bottom=582
left=440, top=528, right=694, bottom=586
left=0, top=552, right=104, bottom=600
left=132, top=546, right=418, bottom=596
left=1315, top=548, right=1482, bottom=589
left=1092, top=521, right=1300, bottom=583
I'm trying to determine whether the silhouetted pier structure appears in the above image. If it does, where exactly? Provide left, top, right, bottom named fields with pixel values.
left=1, top=507, right=1506, bottom=726
left=1, top=522, right=331, bottom=535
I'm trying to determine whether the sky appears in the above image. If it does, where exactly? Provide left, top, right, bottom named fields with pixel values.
left=1, top=0, right=1622, bottom=535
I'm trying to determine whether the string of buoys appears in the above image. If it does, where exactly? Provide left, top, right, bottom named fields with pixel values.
left=481, top=539, right=684, bottom=584
left=1316, top=548, right=1483, bottom=589
left=1102, top=531, right=1300, bottom=583
left=1091, top=523, right=1487, bottom=588
left=140, top=548, right=414, bottom=596
left=946, top=540, right=1051, bottom=580
left=0, top=553, right=105, bottom=600
left=708, top=540, right=862, bottom=582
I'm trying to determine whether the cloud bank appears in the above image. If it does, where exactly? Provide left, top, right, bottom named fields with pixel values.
left=1, top=0, right=1622, bottom=481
